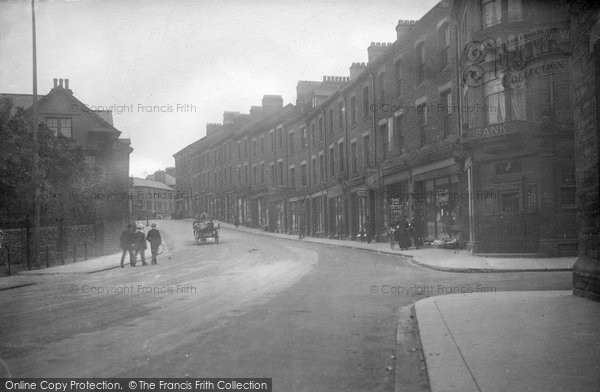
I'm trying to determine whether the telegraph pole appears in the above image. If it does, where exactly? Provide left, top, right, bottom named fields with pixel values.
left=30, top=0, right=40, bottom=269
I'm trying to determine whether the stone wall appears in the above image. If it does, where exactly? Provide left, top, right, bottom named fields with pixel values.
left=570, top=1, right=600, bottom=301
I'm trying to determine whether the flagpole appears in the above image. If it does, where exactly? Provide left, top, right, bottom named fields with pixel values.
left=30, top=0, right=40, bottom=269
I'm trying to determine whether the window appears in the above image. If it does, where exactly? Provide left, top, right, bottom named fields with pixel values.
left=440, top=90, right=452, bottom=138
left=301, top=163, right=307, bottom=186
left=510, top=84, right=527, bottom=120
left=244, top=138, right=248, bottom=157
left=394, top=115, right=404, bottom=151
left=45, top=117, right=71, bottom=137
left=338, top=101, right=344, bottom=129
left=59, top=118, right=72, bottom=137
left=244, top=165, right=249, bottom=184
left=378, top=72, right=385, bottom=101
left=416, top=44, right=425, bottom=85
left=382, top=127, right=389, bottom=160
left=237, top=142, right=241, bottom=159
left=301, top=128, right=307, bottom=149
left=483, top=0, right=501, bottom=27
left=253, top=165, right=257, bottom=185
left=362, top=135, right=370, bottom=166
left=508, top=0, right=523, bottom=22
left=260, top=163, right=265, bottom=184
left=289, top=132, right=295, bottom=154
left=362, top=86, right=370, bottom=118
left=338, top=141, right=345, bottom=174
left=311, top=124, right=316, bottom=146
left=351, top=142, right=357, bottom=174
left=277, top=128, right=283, bottom=149
left=329, top=147, right=335, bottom=177
left=560, top=166, right=576, bottom=205
left=270, top=163, right=275, bottom=186
left=253, top=139, right=257, bottom=157
left=319, top=118, right=324, bottom=141
left=270, top=131, right=275, bottom=151
left=485, top=78, right=505, bottom=124
left=417, top=103, right=428, bottom=145
left=311, top=158, right=317, bottom=184
left=278, top=161, right=283, bottom=185
left=328, top=109, right=334, bottom=134
left=290, top=167, right=296, bottom=188
left=319, top=154, right=325, bottom=180
left=439, top=23, right=450, bottom=69
left=260, top=136, right=265, bottom=153
left=394, top=60, right=402, bottom=97
left=350, top=96, right=357, bottom=125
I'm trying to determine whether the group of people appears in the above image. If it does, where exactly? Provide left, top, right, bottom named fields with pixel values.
left=119, top=223, right=162, bottom=268
left=389, top=218, right=422, bottom=250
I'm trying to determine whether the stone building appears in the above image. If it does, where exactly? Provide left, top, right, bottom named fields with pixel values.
left=132, top=178, right=175, bottom=220
left=569, top=0, right=600, bottom=301
left=453, top=0, right=577, bottom=255
left=174, top=0, right=582, bottom=257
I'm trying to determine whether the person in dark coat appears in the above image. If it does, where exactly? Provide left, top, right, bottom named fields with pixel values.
left=119, top=224, right=135, bottom=268
left=146, top=223, right=162, bottom=265
left=409, top=218, right=423, bottom=249
left=134, top=226, right=148, bottom=266
left=395, top=218, right=411, bottom=250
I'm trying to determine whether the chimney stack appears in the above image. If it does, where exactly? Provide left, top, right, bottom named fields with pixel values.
left=396, top=20, right=416, bottom=40
left=367, top=42, right=393, bottom=64
left=349, top=62, right=367, bottom=80
left=59, top=78, right=64, bottom=88
left=261, top=95, right=283, bottom=113
left=65, top=78, right=69, bottom=90
left=53, top=78, right=58, bottom=88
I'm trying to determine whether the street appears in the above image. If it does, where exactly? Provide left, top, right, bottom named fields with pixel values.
left=0, top=220, right=572, bottom=391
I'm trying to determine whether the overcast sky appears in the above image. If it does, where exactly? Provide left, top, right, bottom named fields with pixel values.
left=1, top=0, right=439, bottom=178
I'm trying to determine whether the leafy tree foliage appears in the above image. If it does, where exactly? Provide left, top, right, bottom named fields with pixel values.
left=0, top=97, right=108, bottom=225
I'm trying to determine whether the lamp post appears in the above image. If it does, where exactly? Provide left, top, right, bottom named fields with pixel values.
left=29, top=0, right=40, bottom=269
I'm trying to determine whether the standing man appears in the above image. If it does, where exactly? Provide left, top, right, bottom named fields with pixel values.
left=120, top=224, right=135, bottom=268
left=134, top=226, right=148, bottom=266
left=146, top=223, right=162, bottom=265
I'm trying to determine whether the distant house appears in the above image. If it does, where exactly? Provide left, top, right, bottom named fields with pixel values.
left=146, top=168, right=176, bottom=188
left=132, top=178, right=175, bottom=220
left=0, top=78, right=133, bottom=255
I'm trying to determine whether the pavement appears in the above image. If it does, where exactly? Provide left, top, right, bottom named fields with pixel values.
left=221, top=222, right=576, bottom=273
left=416, top=291, right=600, bottom=392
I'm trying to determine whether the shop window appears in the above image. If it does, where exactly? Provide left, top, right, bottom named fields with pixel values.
left=510, top=85, right=527, bottom=120
left=394, top=115, right=404, bottom=152
left=382, top=127, right=389, bottom=160
left=500, top=191, right=520, bottom=213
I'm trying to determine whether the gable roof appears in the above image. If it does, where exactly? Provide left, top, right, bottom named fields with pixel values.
left=133, top=178, right=174, bottom=191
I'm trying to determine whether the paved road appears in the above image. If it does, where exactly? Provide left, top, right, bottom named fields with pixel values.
left=0, top=220, right=572, bottom=391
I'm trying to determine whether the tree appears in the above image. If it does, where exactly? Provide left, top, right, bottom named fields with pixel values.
left=0, top=97, right=108, bottom=225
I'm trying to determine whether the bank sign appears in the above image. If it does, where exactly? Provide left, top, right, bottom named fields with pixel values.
left=462, top=120, right=529, bottom=140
